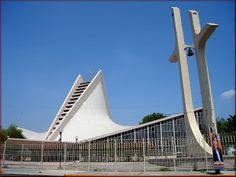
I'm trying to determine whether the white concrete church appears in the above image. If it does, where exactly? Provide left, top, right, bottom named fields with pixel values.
left=21, top=7, right=218, bottom=155
left=22, top=70, right=132, bottom=142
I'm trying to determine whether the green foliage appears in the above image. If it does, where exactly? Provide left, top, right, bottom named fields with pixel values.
left=217, top=114, right=236, bottom=134
left=139, top=112, right=167, bottom=125
left=0, top=124, right=24, bottom=142
left=159, top=167, right=173, bottom=171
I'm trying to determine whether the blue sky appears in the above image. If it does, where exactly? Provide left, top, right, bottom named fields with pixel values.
left=2, top=1, right=235, bottom=132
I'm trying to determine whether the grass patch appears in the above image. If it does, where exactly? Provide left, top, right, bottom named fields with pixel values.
left=159, top=167, right=173, bottom=171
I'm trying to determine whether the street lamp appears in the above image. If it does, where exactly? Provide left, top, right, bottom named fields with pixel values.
left=59, top=128, right=63, bottom=142
left=75, top=136, right=79, bottom=161
left=58, top=128, right=63, bottom=169
left=75, top=136, right=79, bottom=143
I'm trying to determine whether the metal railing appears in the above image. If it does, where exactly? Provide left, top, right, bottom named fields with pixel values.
left=1, top=133, right=235, bottom=172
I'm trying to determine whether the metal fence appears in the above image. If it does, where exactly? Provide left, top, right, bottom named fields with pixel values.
left=2, top=133, right=235, bottom=172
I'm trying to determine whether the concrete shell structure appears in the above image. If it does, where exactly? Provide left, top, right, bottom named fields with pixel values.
left=21, top=70, right=133, bottom=141
left=20, top=68, right=209, bottom=157
left=22, top=70, right=205, bottom=145
left=21, top=7, right=217, bottom=157
left=44, top=70, right=133, bottom=142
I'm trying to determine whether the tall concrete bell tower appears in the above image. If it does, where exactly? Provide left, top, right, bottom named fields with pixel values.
left=169, top=7, right=218, bottom=153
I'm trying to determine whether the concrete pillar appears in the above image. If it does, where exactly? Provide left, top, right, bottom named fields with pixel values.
left=169, top=7, right=198, bottom=138
left=189, top=10, right=218, bottom=135
left=169, top=7, right=212, bottom=154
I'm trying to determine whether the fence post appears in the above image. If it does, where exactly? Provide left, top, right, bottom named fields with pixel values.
left=160, top=123, right=163, bottom=156
left=114, top=140, right=117, bottom=172
left=63, top=142, right=67, bottom=170
left=20, top=144, right=24, bottom=168
left=172, top=119, right=177, bottom=171
left=143, top=138, right=146, bottom=172
left=2, top=138, right=8, bottom=168
left=172, top=136, right=176, bottom=171
left=88, top=141, right=91, bottom=172
left=186, top=136, right=191, bottom=170
left=106, top=140, right=109, bottom=162
left=41, top=142, right=44, bottom=169
left=203, top=136, right=208, bottom=171
left=114, top=140, right=117, bottom=163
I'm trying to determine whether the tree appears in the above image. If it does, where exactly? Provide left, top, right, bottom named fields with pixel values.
left=139, top=112, right=167, bottom=125
left=217, top=114, right=236, bottom=134
left=0, top=124, right=24, bottom=142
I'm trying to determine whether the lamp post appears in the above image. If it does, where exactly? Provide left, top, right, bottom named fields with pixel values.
left=58, top=128, right=63, bottom=169
left=75, top=136, right=79, bottom=161
left=75, top=136, right=79, bottom=144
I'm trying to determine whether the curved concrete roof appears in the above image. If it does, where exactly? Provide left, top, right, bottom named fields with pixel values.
left=20, top=128, right=47, bottom=141
left=22, top=70, right=132, bottom=142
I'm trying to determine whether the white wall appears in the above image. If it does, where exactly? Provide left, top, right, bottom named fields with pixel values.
left=58, top=81, right=130, bottom=142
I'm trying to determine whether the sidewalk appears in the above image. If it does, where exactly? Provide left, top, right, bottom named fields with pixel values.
left=1, top=167, right=236, bottom=176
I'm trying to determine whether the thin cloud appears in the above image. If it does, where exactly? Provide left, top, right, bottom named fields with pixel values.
left=221, top=89, right=235, bottom=100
